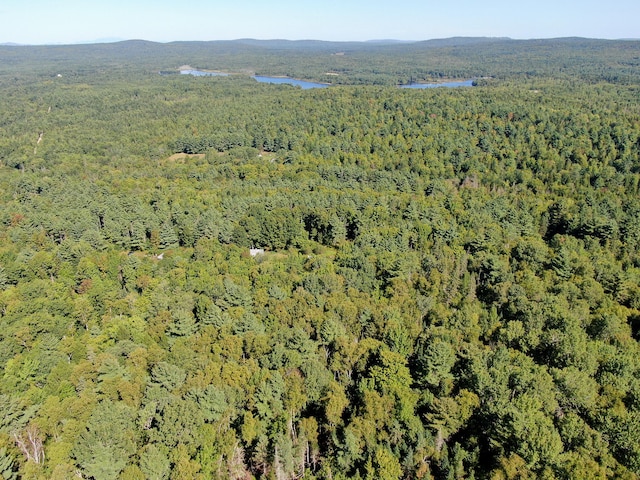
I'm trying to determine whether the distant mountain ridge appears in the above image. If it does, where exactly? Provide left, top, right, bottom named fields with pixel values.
left=4, top=36, right=640, bottom=52
left=3, top=35, right=640, bottom=49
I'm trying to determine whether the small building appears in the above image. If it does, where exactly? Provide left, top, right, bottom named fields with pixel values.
left=249, top=248, right=265, bottom=257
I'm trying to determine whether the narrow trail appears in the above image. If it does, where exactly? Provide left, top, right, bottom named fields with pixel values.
left=33, top=107, right=50, bottom=154
left=34, top=132, right=43, bottom=154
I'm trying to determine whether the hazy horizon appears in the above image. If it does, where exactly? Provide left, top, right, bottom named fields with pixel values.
left=2, top=35, right=640, bottom=48
left=1, top=0, right=639, bottom=46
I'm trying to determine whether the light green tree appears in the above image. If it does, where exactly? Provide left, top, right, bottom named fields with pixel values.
left=73, top=401, right=139, bottom=480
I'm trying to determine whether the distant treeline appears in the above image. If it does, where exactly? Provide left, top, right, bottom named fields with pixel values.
left=1, top=37, right=639, bottom=85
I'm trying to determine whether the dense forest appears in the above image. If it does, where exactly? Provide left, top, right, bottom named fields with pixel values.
left=1, top=37, right=640, bottom=479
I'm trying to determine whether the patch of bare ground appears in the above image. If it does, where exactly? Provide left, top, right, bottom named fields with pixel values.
left=167, top=153, right=205, bottom=162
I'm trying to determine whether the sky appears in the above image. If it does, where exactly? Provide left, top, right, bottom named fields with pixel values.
left=1, top=0, right=638, bottom=45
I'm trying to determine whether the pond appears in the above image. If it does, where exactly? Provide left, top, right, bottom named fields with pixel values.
left=400, top=79, right=475, bottom=89
left=252, top=75, right=329, bottom=89
left=177, top=70, right=328, bottom=88
left=180, top=69, right=229, bottom=77
left=175, top=70, right=474, bottom=90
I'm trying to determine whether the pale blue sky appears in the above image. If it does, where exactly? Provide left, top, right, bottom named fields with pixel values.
left=1, top=0, right=638, bottom=45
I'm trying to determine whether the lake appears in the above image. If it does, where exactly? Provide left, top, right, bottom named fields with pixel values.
left=252, top=76, right=329, bottom=89
left=180, top=69, right=229, bottom=77
left=400, top=79, right=474, bottom=89
left=176, top=70, right=474, bottom=89
left=178, top=70, right=328, bottom=88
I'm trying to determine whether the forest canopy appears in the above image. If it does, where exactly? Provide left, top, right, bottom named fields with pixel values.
left=0, top=37, right=640, bottom=479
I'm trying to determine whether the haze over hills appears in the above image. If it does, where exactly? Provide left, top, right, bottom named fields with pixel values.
left=5, top=37, right=476, bottom=47
left=2, top=35, right=638, bottom=48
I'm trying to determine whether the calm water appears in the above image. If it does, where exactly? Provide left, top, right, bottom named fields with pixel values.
left=180, top=69, right=229, bottom=77
left=252, top=76, right=329, bottom=89
left=400, top=79, right=474, bottom=89
left=176, top=70, right=473, bottom=89
left=177, top=70, right=328, bottom=88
